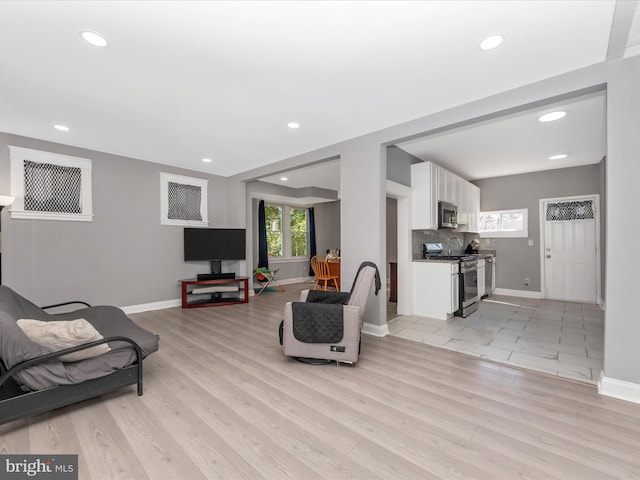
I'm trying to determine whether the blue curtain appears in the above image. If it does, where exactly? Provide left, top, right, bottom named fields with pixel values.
left=308, top=206, right=317, bottom=276
left=258, top=200, right=269, bottom=268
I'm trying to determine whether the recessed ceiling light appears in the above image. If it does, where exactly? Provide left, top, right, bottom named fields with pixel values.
left=202, top=158, right=213, bottom=163
left=81, top=31, right=108, bottom=47
left=538, top=111, right=567, bottom=122
left=54, top=125, right=70, bottom=131
left=280, top=177, right=288, bottom=181
left=287, top=122, right=300, bottom=129
left=549, top=154, right=569, bottom=160
left=480, top=34, right=504, bottom=50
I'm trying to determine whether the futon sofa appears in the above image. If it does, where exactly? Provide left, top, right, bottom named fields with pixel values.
left=0, top=285, right=159, bottom=425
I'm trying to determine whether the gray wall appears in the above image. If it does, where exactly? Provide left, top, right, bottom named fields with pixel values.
left=249, top=197, right=341, bottom=282
left=246, top=181, right=339, bottom=282
left=385, top=147, right=416, bottom=280
left=314, top=200, right=340, bottom=257
left=386, top=145, right=418, bottom=187
left=598, top=156, right=606, bottom=297
left=386, top=197, right=397, bottom=265
left=0, top=133, right=235, bottom=307
left=473, top=163, right=603, bottom=294
left=604, top=55, right=640, bottom=385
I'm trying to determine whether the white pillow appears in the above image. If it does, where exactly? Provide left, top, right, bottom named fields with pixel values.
left=17, top=318, right=111, bottom=362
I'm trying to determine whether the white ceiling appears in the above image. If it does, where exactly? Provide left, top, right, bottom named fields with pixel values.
left=396, top=90, right=607, bottom=181
left=259, top=159, right=341, bottom=192
left=0, top=1, right=637, bottom=184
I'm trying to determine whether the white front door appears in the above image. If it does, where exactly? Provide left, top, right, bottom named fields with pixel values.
left=543, top=197, right=597, bottom=303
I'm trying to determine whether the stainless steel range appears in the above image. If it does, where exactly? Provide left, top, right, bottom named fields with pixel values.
left=457, top=256, right=479, bottom=317
left=423, top=242, right=480, bottom=317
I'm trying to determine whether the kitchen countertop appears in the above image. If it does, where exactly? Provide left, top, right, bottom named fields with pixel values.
left=413, top=258, right=459, bottom=263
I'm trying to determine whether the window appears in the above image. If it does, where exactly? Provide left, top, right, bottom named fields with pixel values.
left=290, top=207, right=308, bottom=257
left=265, top=204, right=283, bottom=257
left=545, top=200, right=594, bottom=221
left=160, top=173, right=208, bottom=226
left=9, top=146, right=93, bottom=221
left=479, top=208, right=528, bottom=238
left=264, top=203, right=308, bottom=259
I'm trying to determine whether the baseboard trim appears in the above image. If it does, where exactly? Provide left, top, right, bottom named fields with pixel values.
left=363, top=322, right=389, bottom=337
left=277, top=276, right=315, bottom=286
left=121, top=299, right=181, bottom=314
left=492, top=288, right=543, bottom=299
left=121, top=278, right=314, bottom=313
left=598, top=372, right=640, bottom=405
left=249, top=277, right=313, bottom=296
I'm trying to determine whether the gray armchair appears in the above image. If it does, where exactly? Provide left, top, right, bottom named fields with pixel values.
left=280, top=262, right=380, bottom=364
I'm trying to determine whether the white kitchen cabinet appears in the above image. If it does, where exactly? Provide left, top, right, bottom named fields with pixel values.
left=490, top=257, right=496, bottom=293
left=456, top=181, right=480, bottom=232
left=411, top=162, right=439, bottom=229
left=438, top=168, right=460, bottom=205
left=477, top=258, right=486, bottom=298
left=412, top=261, right=459, bottom=321
left=457, top=181, right=471, bottom=226
left=467, top=184, right=480, bottom=232
left=411, top=161, right=480, bottom=232
left=455, top=176, right=464, bottom=221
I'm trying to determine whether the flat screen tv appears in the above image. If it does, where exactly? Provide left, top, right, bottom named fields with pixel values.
left=184, top=228, right=246, bottom=275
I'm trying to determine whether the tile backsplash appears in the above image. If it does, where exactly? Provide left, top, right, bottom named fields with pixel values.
left=412, top=229, right=495, bottom=259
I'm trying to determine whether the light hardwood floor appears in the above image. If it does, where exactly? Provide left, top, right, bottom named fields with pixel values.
left=2, top=282, right=640, bottom=479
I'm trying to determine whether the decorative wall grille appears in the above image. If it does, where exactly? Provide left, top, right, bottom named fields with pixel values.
left=23, top=160, right=81, bottom=213
left=167, top=182, right=202, bottom=221
left=546, top=200, right=594, bottom=221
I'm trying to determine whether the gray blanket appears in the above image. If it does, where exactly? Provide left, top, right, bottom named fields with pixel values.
left=0, top=286, right=159, bottom=391
left=292, top=302, right=344, bottom=343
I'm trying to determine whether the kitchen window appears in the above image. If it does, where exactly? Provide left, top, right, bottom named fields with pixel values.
left=264, top=203, right=308, bottom=259
left=479, top=208, right=528, bottom=238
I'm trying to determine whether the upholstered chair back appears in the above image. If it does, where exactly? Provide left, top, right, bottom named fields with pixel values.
left=347, top=265, right=377, bottom=321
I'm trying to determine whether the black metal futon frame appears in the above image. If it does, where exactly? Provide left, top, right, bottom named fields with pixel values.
left=0, top=301, right=144, bottom=426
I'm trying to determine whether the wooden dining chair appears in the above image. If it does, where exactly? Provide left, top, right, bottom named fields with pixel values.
left=310, top=256, right=339, bottom=291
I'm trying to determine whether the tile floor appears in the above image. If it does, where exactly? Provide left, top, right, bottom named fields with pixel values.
left=387, top=294, right=604, bottom=384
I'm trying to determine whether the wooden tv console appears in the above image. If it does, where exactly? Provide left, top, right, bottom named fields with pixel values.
left=180, top=276, right=249, bottom=308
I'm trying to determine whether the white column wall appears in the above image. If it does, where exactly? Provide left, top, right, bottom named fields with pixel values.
left=340, top=141, right=386, bottom=327
left=603, top=56, right=640, bottom=385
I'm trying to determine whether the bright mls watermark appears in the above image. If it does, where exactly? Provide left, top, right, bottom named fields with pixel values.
left=0, top=455, right=77, bottom=480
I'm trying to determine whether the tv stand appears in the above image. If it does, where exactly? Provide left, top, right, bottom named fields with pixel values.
left=197, top=272, right=235, bottom=281
left=180, top=277, right=249, bottom=308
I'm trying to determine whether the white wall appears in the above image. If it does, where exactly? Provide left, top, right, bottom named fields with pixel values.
left=340, top=141, right=387, bottom=327
left=603, top=56, right=640, bottom=386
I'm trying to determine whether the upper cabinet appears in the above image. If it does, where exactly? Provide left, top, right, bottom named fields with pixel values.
left=411, top=162, right=439, bottom=230
left=438, top=168, right=459, bottom=204
left=463, top=183, right=480, bottom=232
left=411, top=161, right=480, bottom=232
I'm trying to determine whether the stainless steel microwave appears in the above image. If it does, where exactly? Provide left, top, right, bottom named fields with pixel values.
left=438, top=201, right=458, bottom=229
